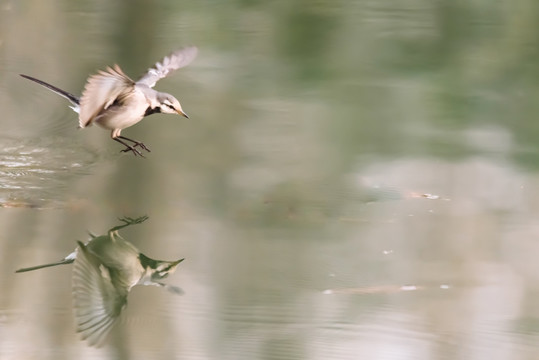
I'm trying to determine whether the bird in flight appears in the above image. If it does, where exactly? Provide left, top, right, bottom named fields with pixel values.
left=20, top=47, right=198, bottom=157
left=15, top=216, right=185, bottom=346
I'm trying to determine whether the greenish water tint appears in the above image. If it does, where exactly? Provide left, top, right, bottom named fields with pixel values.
left=1, top=1, right=539, bottom=359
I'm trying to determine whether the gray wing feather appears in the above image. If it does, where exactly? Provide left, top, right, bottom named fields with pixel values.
left=72, top=241, right=127, bottom=347
left=136, top=46, right=198, bottom=88
left=79, top=65, right=134, bottom=128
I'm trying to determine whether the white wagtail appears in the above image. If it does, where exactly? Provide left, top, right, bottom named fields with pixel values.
left=20, top=47, right=198, bottom=157
left=16, top=216, right=184, bottom=346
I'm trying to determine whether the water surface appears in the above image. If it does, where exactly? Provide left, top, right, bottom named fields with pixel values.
left=1, top=1, right=539, bottom=359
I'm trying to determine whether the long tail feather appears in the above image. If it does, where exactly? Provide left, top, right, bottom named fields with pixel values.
left=20, top=74, right=80, bottom=107
left=15, top=258, right=74, bottom=273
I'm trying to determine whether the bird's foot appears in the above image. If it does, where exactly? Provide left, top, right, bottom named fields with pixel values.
left=119, top=216, right=149, bottom=226
left=133, top=142, right=151, bottom=152
left=115, top=136, right=150, bottom=154
left=121, top=145, right=145, bottom=157
left=109, top=215, right=149, bottom=233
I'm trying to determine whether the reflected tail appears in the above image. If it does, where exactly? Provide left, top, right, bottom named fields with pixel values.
left=15, top=258, right=74, bottom=273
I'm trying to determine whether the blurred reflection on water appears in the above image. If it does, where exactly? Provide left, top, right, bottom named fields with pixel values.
left=13, top=216, right=185, bottom=347
left=2, top=1, right=539, bottom=359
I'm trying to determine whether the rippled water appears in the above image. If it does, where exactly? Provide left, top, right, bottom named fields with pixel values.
left=0, top=137, right=98, bottom=208
left=2, top=1, right=539, bottom=359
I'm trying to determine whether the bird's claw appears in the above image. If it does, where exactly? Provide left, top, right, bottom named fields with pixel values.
left=133, top=142, right=151, bottom=152
left=109, top=215, right=149, bottom=233
left=121, top=145, right=145, bottom=157
left=118, top=216, right=149, bottom=226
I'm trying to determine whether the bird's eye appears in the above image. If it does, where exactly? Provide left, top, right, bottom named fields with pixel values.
left=162, top=101, right=174, bottom=109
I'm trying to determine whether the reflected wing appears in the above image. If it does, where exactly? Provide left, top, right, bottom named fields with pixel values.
left=72, top=241, right=128, bottom=347
left=136, top=47, right=198, bottom=88
left=79, top=65, right=134, bottom=128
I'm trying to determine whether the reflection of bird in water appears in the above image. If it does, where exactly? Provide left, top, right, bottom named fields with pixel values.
left=16, top=216, right=184, bottom=346
left=20, top=46, right=198, bottom=157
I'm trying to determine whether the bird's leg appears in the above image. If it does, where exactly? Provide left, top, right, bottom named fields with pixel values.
left=113, top=137, right=145, bottom=157
left=117, top=136, right=151, bottom=152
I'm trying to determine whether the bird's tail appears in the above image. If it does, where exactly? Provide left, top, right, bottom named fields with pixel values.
left=15, top=258, right=74, bottom=273
left=20, top=74, right=81, bottom=110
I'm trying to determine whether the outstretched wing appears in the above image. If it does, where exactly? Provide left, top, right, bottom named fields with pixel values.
left=79, top=65, right=134, bottom=128
left=72, top=241, right=128, bottom=347
left=136, top=47, right=198, bottom=88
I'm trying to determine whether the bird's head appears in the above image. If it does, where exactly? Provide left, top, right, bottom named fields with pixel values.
left=150, top=258, right=185, bottom=281
left=157, top=93, right=189, bottom=118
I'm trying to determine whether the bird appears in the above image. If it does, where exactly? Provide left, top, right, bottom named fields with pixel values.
left=20, top=46, right=198, bottom=157
left=15, top=216, right=184, bottom=346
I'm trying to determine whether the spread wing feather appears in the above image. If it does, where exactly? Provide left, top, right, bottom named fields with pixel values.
left=136, top=46, right=198, bottom=88
left=79, top=65, right=134, bottom=128
left=72, top=241, right=128, bottom=347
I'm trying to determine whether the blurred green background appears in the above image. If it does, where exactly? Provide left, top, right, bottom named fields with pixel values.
left=2, top=0, right=539, bottom=359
